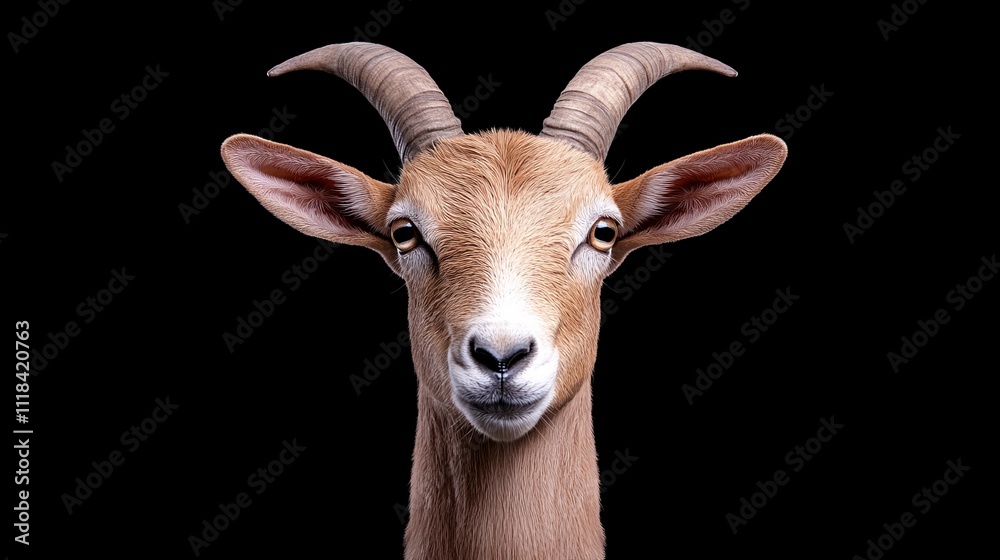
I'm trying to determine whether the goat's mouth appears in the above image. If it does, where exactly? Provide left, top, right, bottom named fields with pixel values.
left=448, top=344, right=559, bottom=441
left=463, top=394, right=544, bottom=418
left=454, top=389, right=552, bottom=442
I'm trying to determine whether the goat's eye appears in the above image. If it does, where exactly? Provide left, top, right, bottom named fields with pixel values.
left=588, top=218, right=618, bottom=251
left=391, top=218, right=420, bottom=252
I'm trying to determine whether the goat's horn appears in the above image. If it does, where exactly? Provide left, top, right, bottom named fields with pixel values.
left=539, top=42, right=737, bottom=161
left=269, top=42, right=464, bottom=162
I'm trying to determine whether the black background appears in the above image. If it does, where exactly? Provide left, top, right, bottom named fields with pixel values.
left=7, top=1, right=994, bottom=558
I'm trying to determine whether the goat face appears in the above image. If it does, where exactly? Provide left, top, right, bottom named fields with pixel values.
left=392, top=131, right=615, bottom=441
left=220, top=42, right=787, bottom=442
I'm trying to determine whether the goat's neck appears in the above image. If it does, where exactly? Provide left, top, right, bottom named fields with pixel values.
left=404, top=379, right=605, bottom=560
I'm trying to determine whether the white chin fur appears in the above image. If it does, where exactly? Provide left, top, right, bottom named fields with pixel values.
left=449, top=349, right=559, bottom=442
left=457, top=390, right=555, bottom=442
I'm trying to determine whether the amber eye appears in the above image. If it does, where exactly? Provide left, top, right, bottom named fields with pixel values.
left=588, top=218, right=618, bottom=252
left=390, top=218, right=421, bottom=252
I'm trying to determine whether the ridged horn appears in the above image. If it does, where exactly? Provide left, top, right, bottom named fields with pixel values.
left=539, top=42, right=737, bottom=161
left=268, top=42, right=464, bottom=162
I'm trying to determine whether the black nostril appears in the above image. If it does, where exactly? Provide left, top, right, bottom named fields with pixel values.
left=505, top=346, right=530, bottom=370
left=470, top=338, right=533, bottom=376
left=470, top=341, right=500, bottom=372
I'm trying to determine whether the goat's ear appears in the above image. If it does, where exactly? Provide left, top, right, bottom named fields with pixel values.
left=221, top=133, right=400, bottom=273
left=610, top=134, right=787, bottom=268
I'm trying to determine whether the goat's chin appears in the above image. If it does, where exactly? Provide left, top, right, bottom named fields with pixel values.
left=447, top=347, right=560, bottom=442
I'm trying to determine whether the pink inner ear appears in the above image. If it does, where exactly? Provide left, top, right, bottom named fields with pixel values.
left=224, top=135, right=374, bottom=239
left=615, top=134, right=787, bottom=246
left=650, top=161, right=753, bottom=233
left=260, top=162, right=341, bottom=212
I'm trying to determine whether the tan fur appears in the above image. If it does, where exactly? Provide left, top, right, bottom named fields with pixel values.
left=397, top=130, right=607, bottom=405
left=394, top=130, right=608, bottom=558
left=222, top=121, right=786, bottom=559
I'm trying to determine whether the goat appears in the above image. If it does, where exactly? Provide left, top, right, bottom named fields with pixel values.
left=221, top=41, right=787, bottom=559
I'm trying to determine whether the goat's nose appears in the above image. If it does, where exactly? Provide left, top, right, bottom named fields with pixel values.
left=469, top=337, right=534, bottom=378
